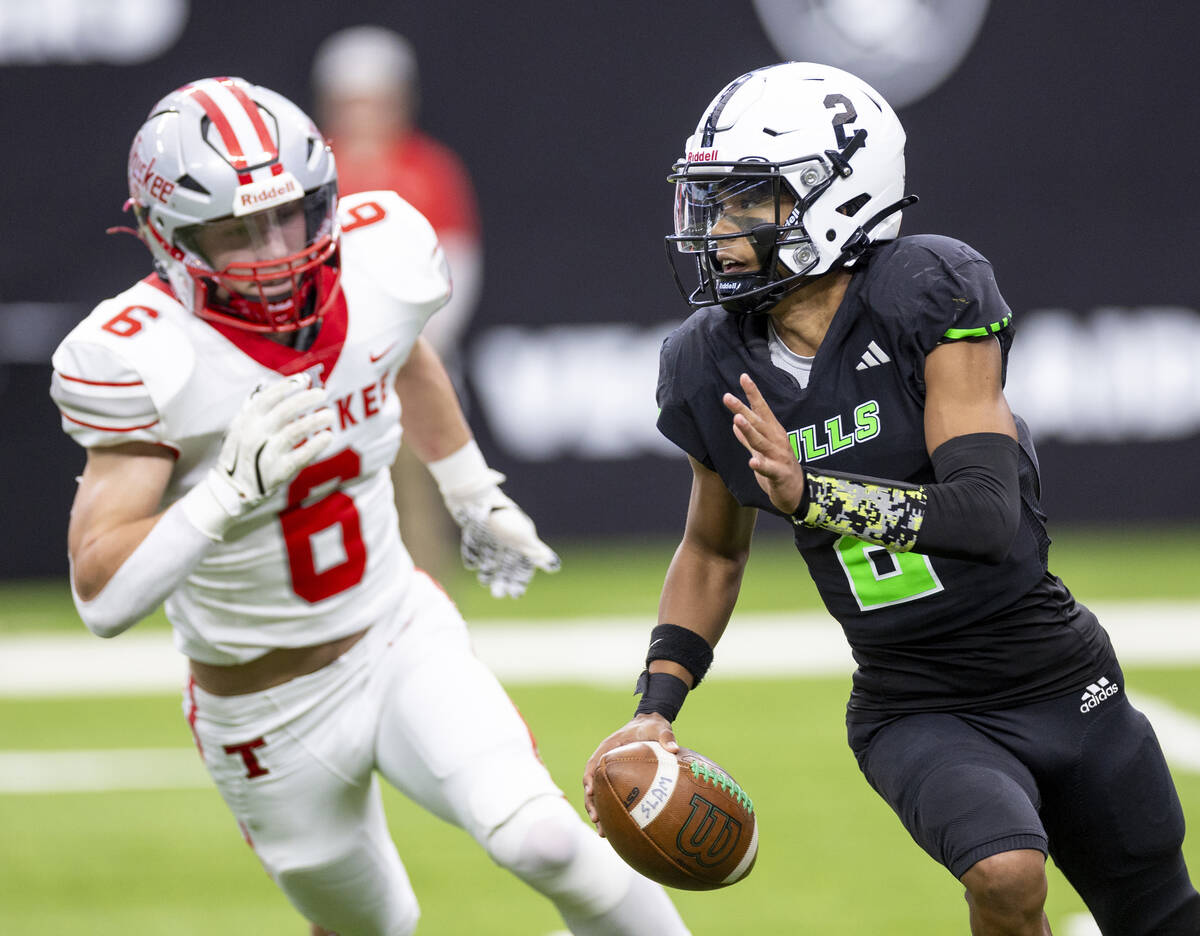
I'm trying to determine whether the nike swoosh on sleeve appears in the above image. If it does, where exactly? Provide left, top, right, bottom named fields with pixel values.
left=369, top=342, right=398, bottom=363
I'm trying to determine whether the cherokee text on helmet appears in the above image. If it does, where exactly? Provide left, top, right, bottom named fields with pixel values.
left=129, top=147, right=176, bottom=205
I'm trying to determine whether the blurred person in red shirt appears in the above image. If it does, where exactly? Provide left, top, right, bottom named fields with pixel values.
left=313, top=25, right=483, bottom=586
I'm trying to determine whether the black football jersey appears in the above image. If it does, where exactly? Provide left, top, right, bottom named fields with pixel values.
left=657, top=235, right=1114, bottom=715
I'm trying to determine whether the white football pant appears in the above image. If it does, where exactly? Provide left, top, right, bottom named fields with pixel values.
left=185, top=573, right=688, bottom=936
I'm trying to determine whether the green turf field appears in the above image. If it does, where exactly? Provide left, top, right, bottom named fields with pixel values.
left=1, top=526, right=1198, bottom=934
left=0, top=673, right=1197, bottom=934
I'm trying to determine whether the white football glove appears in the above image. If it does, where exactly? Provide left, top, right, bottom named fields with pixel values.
left=429, top=441, right=560, bottom=598
left=181, top=375, right=334, bottom=540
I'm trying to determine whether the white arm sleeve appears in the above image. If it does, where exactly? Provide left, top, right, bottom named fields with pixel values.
left=51, top=339, right=175, bottom=451
left=71, top=491, right=215, bottom=638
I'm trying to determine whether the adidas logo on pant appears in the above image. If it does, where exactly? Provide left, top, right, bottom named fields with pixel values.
left=1079, top=676, right=1120, bottom=713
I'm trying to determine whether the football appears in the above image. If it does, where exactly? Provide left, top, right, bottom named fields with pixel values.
left=593, top=741, right=758, bottom=890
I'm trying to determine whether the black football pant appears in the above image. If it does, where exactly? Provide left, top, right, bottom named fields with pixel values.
left=848, top=670, right=1200, bottom=935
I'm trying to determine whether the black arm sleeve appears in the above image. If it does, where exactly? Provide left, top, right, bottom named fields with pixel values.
left=915, top=432, right=1020, bottom=563
left=794, top=432, right=1020, bottom=563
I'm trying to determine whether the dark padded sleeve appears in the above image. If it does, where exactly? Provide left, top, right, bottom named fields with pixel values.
left=795, top=433, right=1021, bottom=563
left=928, top=254, right=1013, bottom=348
left=916, top=433, right=1021, bottom=563
left=874, top=237, right=1015, bottom=380
left=655, top=329, right=714, bottom=468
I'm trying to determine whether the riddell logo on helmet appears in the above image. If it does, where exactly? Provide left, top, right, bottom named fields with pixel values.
left=239, top=179, right=295, bottom=209
left=233, top=172, right=303, bottom=216
left=688, top=150, right=720, bottom=162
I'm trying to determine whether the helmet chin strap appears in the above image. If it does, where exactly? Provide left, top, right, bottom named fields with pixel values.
left=835, top=194, right=920, bottom=266
left=708, top=223, right=788, bottom=314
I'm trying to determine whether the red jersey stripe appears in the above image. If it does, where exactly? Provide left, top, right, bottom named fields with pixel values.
left=56, top=373, right=144, bottom=388
left=60, top=410, right=159, bottom=432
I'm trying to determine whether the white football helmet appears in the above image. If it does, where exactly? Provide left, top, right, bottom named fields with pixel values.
left=667, top=62, right=913, bottom=314
left=124, top=77, right=340, bottom=332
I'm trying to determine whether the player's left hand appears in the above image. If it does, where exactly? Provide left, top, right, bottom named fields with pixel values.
left=723, top=372, right=806, bottom=514
left=445, top=485, right=561, bottom=598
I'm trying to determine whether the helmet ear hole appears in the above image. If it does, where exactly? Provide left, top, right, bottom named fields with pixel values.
left=825, top=229, right=837, bottom=241
left=305, top=137, right=324, bottom=171
left=835, top=192, right=871, bottom=218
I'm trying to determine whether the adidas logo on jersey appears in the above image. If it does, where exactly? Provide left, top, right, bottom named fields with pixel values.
left=855, top=340, right=891, bottom=371
left=1079, top=676, right=1120, bottom=713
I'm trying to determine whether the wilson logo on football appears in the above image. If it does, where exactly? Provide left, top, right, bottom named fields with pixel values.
left=676, top=794, right=743, bottom=867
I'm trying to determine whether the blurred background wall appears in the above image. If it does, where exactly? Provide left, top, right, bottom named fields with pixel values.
left=2, top=0, right=1197, bottom=578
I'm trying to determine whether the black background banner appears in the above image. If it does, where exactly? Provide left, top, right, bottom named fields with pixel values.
left=2, top=0, right=1198, bottom=577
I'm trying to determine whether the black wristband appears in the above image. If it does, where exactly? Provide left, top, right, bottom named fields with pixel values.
left=633, top=671, right=690, bottom=722
left=794, top=469, right=812, bottom=518
left=645, top=623, right=714, bottom=686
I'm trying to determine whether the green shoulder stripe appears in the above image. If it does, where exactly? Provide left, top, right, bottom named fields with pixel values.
left=942, top=314, right=1011, bottom=340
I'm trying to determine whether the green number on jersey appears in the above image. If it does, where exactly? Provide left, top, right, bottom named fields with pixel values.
left=834, top=535, right=944, bottom=610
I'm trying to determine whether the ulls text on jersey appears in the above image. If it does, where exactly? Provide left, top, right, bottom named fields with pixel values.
left=787, top=400, right=881, bottom=463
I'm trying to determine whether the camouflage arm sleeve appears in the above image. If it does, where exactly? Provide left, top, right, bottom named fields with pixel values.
left=791, top=471, right=926, bottom=552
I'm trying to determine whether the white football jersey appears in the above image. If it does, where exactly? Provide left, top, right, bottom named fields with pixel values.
left=51, top=192, right=452, bottom=664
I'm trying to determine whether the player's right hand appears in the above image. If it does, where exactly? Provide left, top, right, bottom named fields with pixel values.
left=724, top=372, right=807, bottom=515
left=582, top=714, right=678, bottom=837
left=206, top=375, right=333, bottom=519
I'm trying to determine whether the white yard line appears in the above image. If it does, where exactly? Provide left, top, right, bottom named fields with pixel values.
left=0, top=748, right=209, bottom=793
left=1, top=601, right=1197, bottom=697
left=1130, top=696, right=1200, bottom=773
left=0, top=602, right=1197, bottom=795
left=1063, top=913, right=1102, bottom=936
left=2, top=692, right=1198, bottom=795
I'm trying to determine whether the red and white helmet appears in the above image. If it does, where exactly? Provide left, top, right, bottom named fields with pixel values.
left=126, top=77, right=340, bottom=332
